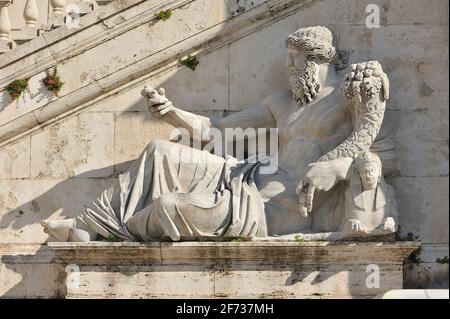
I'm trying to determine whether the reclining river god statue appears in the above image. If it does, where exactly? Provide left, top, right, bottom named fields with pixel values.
left=41, top=26, right=398, bottom=242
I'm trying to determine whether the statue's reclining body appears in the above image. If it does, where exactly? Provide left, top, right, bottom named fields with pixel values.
left=42, top=26, right=398, bottom=242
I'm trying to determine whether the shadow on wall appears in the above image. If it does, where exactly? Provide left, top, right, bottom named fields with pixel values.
left=0, top=161, right=135, bottom=235
left=0, top=245, right=64, bottom=298
left=0, top=161, right=135, bottom=298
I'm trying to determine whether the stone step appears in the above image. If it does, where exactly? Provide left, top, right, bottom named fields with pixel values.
left=377, top=289, right=449, bottom=299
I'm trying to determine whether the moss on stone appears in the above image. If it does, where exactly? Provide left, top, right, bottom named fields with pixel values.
left=155, top=9, right=173, bottom=21
left=105, top=235, right=123, bottom=242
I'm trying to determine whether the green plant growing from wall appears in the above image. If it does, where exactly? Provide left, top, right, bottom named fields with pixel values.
left=395, top=225, right=420, bottom=242
left=105, top=234, right=123, bottom=242
left=179, top=55, right=200, bottom=71
left=6, top=78, right=30, bottom=101
left=293, top=235, right=305, bottom=243
left=407, top=246, right=422, bottom=264
left=436, top=256, right=449, bottom=264
left=43, top=68, right=64, bottom=97
left=155, top=9, right=173, bottom=21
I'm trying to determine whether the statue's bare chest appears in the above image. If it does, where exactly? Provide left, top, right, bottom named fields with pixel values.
left=277, top=91, right=350, bottom=142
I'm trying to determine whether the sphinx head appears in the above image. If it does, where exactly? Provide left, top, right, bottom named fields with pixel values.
left=287, top=26, right=348, bottom=106
left=355, top=152, right=383, bottom=190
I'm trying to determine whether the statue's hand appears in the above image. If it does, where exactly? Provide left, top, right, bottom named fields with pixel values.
left=141, top=85, right=174, bottom=117
left=296, top=158, right=353, bottom=216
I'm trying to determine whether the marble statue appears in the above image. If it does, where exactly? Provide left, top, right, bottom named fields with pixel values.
left=341, top=151, right=398, bottom=236
left=41, top=26, right=398, bottom=242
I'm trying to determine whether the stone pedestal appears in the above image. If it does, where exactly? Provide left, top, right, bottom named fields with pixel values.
left=48, top=241, right=419, bottom=299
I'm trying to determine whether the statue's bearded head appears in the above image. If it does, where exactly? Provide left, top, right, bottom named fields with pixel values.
left=287, top=26, right=347, bottom=106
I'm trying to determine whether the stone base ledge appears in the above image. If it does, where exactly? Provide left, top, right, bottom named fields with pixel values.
left=45, top=241, right=419, bottom=298
left=48, top=241, right=418, bottom=265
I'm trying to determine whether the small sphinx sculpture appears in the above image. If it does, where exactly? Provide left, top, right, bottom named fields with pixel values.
left=42, top=26, right=398, bottom=242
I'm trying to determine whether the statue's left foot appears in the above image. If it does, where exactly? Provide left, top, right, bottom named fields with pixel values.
left=381, top=217, right=396, bottom=233
left=41, top=218, right=76, bottom=241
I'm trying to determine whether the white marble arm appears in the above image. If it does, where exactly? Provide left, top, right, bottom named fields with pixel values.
left=318, top=61, right=389, bottom=162
left=142, top=85, right=276, bottom=143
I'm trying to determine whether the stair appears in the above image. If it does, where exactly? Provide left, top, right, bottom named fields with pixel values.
left=0, top=0, right=316, bottom=147
left=0, top=0, right=114, bottom=54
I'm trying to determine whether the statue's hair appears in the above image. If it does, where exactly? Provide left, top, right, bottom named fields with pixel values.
left=287, top=26, right=349, bottom=69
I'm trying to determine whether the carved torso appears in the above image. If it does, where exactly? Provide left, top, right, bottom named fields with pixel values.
left=254, top=87, right=353, bottom=234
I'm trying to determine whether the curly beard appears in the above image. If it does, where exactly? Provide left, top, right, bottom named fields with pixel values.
left=289, top=60, right=320, bottom=107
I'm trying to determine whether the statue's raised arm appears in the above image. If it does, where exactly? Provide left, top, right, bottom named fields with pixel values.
left=141, top=84, right=276, bottom=144
left=141, top=84, right=214, bottom=140
left=319, top=61, right=389, bottom=162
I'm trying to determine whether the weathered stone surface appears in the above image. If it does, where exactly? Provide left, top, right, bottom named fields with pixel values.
left=393, top=177, right=449, bottom=243
left=0, top=136, right=30, bottom=178
left=48, top=241, right=419, bottom=298
left=223, top=0, right=269, bottom=17
left=214, top=262, right=402, bottom=298
left=0, top=178, right=114, bottom=243
left=385, top=108, right=449, bottom=177
left=339, top=25, right=449, bottom=112
left=30, top=112, right=114, bottom=178
left=347, top=0, right=449, bottom=26
left=52, top=0, right=229, bottom=98
left=0, top=244, right=59, bottom=298
left=0, top=262, right=61, bottom=298
left=149, top=46, right=229, bottom=112
left=229, top=19, right=290, bottom=110
left=0, top=71, right=55, bottom=128
left=404, top=263, right=449, bottom=289
left=404, top=243, right=449, bottom=289
left=68, top=265, right=215, bottom=299
left=113, top=112, right=174, bottom=169
left=90, top=46, right=229, bottom=113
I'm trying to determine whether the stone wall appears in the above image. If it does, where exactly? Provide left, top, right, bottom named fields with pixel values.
left=0, top=0, right=448, bottom=297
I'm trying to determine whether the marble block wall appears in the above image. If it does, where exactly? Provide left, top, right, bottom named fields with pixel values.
left=0, top=0, right=448, bottom=296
